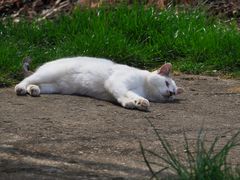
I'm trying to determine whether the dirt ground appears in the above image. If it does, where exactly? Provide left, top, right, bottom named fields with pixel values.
left=0, top=74, right=240, bottom=179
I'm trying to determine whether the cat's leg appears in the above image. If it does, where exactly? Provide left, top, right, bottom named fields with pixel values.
left=20, top=84, right=59, bottom=97
left=15, top=72, right=54, bottom=96
left=117, top=91, right=150, bottom=111
left=15, top=84, right=28, bottom=96
left=15, top=75, right=39, bottom=96
left=15, top=80, right=31, bottom=96
left=26, top=85, right=41, bottom=97
left=15, top=79, right=41, bottom=97
left=105, top=81, right=149, bottom=111
left=38, top=84, right=59, bottom=94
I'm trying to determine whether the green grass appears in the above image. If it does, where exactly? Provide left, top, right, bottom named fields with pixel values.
left=140, top=119, right=240, bottom=179
left=0, top=4, right=240, bottom=86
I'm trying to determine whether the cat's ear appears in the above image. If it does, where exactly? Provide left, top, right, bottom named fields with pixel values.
left=176, top=87, right=184, bottom=95
left=158, top=63, right=172, bottom=76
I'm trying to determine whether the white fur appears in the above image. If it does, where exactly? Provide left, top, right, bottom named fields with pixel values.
left=15, top=56, right=183, bottom=111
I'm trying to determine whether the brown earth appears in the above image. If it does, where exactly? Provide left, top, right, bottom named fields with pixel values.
left=1, top=0, right=240, bottom=26
left=0, top=74, right=240, bottom=179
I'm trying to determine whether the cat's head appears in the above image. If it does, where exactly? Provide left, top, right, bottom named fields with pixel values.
left=147, top=63, right=183, bottom=102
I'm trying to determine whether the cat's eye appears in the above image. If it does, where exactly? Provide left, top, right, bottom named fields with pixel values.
left=165, top=81, right=169, bottom=87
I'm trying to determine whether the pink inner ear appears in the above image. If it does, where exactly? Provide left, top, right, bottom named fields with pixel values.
left=158, top=63, right=172, bottom=76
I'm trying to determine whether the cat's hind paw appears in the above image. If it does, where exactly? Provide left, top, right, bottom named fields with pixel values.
left=15, top=85, right=27, bottom=96
left=27, top=85, right=40, bottom=97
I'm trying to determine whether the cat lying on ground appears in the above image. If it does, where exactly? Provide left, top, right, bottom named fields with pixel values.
left=15, top=56, right=183, bottom=111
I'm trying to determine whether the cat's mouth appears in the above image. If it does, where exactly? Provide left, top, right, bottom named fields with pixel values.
left=162, top=93, right=176, bottom=101
left=163, top=91, right=175, bottom=98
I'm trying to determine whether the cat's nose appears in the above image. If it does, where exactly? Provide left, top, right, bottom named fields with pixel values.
left=168, top=91, right=175, bottom=96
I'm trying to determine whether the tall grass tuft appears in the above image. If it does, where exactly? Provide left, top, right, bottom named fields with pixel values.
left=140, top=119, right=240, bottom=179
left=1, top=4, right=240, bottom=86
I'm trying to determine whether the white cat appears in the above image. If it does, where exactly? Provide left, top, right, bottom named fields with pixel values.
left=15, top=56, right=183, bottom=111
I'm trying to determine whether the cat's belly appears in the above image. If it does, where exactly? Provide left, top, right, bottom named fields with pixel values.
left=73, top=84, right=114, bottom=101
left=55, top=74, right=114, bottom=101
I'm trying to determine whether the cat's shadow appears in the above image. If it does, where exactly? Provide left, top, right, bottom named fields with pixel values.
left=164, top=98, right=186, bottom=104
left=111, top=98, right=185, bottom=112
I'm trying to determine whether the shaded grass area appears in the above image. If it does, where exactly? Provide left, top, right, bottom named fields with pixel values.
left=141, top=119, right=240, bottom=180
left=0, top=5, right=240, bottom=86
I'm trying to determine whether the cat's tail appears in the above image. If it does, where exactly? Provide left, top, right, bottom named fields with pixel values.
left=23, top=57, right=33, bottom=77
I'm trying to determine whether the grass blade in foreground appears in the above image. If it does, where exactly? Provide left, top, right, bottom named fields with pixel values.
left=141, top=119, right=240, bottom=179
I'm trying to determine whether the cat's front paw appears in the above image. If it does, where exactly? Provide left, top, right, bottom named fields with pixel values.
left=134, top=99, right=150, bottom=111
left=123, top=98, right=150, bottom=111
left=15, top=85, right=27, bottom=96
left=27, top=85, right=40, bottom=97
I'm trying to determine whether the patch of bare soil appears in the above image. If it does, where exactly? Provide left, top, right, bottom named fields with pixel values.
left=1, top=0, right=240, bottom=26
left=0, top=75, right=240, bottom=179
